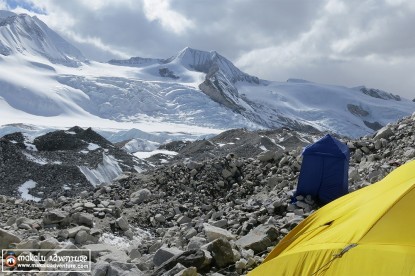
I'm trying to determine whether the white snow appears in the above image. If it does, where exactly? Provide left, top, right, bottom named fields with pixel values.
left=122, top=139, right=159, bottom=153
left=63, top=184, right=71, bottom=190
left=78, top=154, right=123, bottom=187
left=24, top=142, right=38, bottom=151
left=22, top=152, right=48, bottom=165
left=133, top=149, right=178, bottom=159
left=18, top=180, right=42, bottom=202
left=87, top=143, right=100, bottom=151
left=0, top=14, right=413, bottom=141
left=99, top=228, right=152, bottom=249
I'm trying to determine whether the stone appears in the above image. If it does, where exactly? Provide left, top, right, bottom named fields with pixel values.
left=211, top=219, right=228, bottom=229
left=43, top=210, right=68, bottom=225
left=374, top=139, right=382, bottom=150
left=0, top=195, right=7, bottom=203
left=153, top=246, right=184, bottom=267
left=184, top=228, right=198, bottom=240
left=65, top=226, right=91, bottom=238
left=16, top=217, right=35, bottom=228
left=80, top=191, right=89, bottom=198
left=149, top=240, right=163, bottom=253
left=43, top=198, right=55, bottom=208
left=174, top=266, right=197, bottom=276
left=374, top=126, right=393, bottom=140
left=235, top=225, right=279, bottom=253
left=84, top=202, right=96, bottom=209
left=19, top=223, right=32, bottom=230
left=74, top=230, right=88, bottom=244
left=107, top=261, right=144, bottom=276
left=130, top=189, right=152, bottom=204
left=222, top=169, right=233, bottom=179
left=0, top=228, right=21, bottom=249
left=83, top=244, right=128, bottom=263
left=235, top=232, right=271, bottom=254
left=16, top=239, right=40, bottom=250
left=177, top=216, right=192, bottom=225
left=295, top=201, right=309, bottom=209
left=155, top=214, right=166, bottom=223
left=206, top=238, right=234, bottom=268
left=187, top=236, right=207, bottom=250
left=235, top=258, right=247, bottom=272
left=40, top=238, right=60, bottom=250
left=116, top=216, right=129, bottom=231
left=257, top=150, right=275, bottom=162
left=124, top=229, right=134, bottom=240
left=203, top=223, right=236, bottom=242
left=129, top=248, right=142, bottom=260
left=91, top=261, right=109, bottom=276
left=349, top=168, right=359, bottom=182
left=404, top=148, right=415, bottom=158
left=73, top=212, right=94, bottom=228
left=175, top=250, right=206, bottom=270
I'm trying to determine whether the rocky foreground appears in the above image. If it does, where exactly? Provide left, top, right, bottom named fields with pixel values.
left=1, top=113, right=415, bottom=275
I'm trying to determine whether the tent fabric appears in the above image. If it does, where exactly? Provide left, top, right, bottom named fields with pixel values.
left=296, top=134, right=349, bottom=204
left=249, top=160, right=415, bottom=276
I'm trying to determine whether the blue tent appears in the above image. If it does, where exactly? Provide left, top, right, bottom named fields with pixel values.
left=296, top=134, right=350, bottom=204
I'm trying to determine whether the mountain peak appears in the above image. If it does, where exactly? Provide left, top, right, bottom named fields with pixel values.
left=168, top=47, right=259, bottom=84
left=0, top=11, right=85, bottom=66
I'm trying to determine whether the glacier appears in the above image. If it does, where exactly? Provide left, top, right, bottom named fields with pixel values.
left=0, top=11, right=414, bottom=141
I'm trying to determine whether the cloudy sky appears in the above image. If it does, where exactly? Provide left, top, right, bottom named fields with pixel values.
left=1, top=0, right=415, bottom=99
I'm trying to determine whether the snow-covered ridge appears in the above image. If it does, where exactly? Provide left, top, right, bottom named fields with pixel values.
left=108, top=57, right=163, bottom=67
left=0, top=11, right=414, bottom=140
left=0, top=12, right=85, bottom=66
left=168, top=47, right=260, bottom=84
left=354, top=86, right=401, bottom=101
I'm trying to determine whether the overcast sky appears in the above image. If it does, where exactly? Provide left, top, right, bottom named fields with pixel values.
left=1, top=0, right=415, bottom=99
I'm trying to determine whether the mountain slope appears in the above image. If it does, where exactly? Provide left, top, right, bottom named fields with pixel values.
left=0, top=127, right=147, bottom=199
left=108, top=47, right=414, bottom=137
left=0, top=11, right=85, bottom=66
left=0, top=11, right=414, bottom=141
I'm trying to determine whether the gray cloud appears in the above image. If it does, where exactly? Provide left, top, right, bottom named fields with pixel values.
left=4, top=0, right=415, bottom=99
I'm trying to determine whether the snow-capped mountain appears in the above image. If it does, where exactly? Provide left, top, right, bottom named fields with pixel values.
left=0, top=11, right=414, bottom=142
left=0, top=11, right=85, bottom=66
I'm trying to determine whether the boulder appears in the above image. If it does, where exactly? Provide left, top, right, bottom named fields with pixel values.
left=130, top=189, right=152, bottom=204
left=116, top=216, right=129, bottom=231
left=107, top=261, right=144, bottom=276
left=0, top=228, right=21, bottom=249
left=43, top=210, right=69, bottom=225
left=235, top=225, right=279, bottom=253
left=374, top=126, right=393, bottom=140
left=153, top=246, right=184, bottom=266
left=174, top=266, right=198, bottom=276
left=206, top=238, right=234, bottom=268
left=91, top=261, right=109, bottom=276
left=73, top=212, right=95, bottom=228
left=203, top=223, right=235, bottom=242
left=257, top=150, right=275, bottom=162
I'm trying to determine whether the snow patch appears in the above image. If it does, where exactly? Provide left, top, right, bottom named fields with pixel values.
left=122, top=138, right=159, bottom=153
left=24, top=142, right=38, bottom=151
left=22, top=152, right=48, bottom=165
left=63, top=184, right=71, bottom=190
left=99, top=228, right=152, bottom=249
left=133, top=149, right=178, bottom=159
left=78, top=154, right=123, bottom=187
left=18, top=180, right=41, bottom=202
left=87, top=143, right=100, bottom=151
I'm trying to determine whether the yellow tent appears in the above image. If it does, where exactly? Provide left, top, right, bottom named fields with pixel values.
left=249, top=160, right=415, bottom=276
